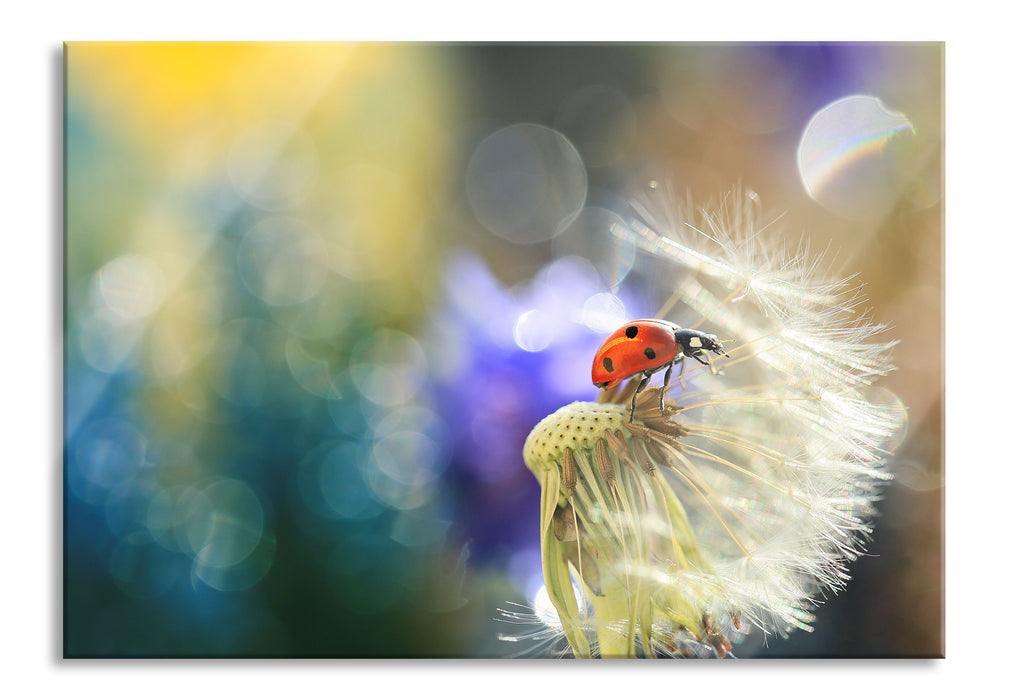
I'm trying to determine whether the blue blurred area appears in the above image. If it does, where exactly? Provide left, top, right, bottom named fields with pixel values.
left=64, top=43, right=943, bottom=657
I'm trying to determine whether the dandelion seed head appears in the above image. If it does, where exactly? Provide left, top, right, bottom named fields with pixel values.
left=519, top=187, right=906, bottom=658
left=523, top=401, right=630, bottom=475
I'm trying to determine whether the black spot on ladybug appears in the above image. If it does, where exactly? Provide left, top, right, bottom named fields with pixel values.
left=625, top=325, right=638, bottom=338
left=602, top=357, right=614, bottom=373
left=644, top=347, right=656, bottom=360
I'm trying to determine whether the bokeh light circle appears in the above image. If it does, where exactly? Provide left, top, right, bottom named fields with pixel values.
left=70, top=418, right=148, bottom=505
left=185, top=478, right=266, bottom=569
left=364, top=429, right=446, bottom=512
left=237, top=217, right=329, bottom=306
left=579, top=292, right=628, bottom=333
left=513, top=309, right=554, bottom=352
left=145, top=485, right=196, bottom=553
left=349, top=328, right=428, bottom=407
left=798, top=95, right=916, bottom=220
left=191, top=535, right=276, bottom=592
left=96, top=253, right=166, bottom=320
left=863, top=385, right=909, bottom=454
left=78, top=310, right=141, bottom=374
left=372, top=430, right=444, bottom=488
left=465, top=123, right=587, bottom=244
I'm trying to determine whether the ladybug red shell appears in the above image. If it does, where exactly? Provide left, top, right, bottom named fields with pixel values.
left=591, top=319, right=681, bottom=389
left=591, top=319, right=729, bottom=420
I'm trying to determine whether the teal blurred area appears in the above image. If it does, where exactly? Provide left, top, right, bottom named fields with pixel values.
left=64, top=43, right=943, bottom=657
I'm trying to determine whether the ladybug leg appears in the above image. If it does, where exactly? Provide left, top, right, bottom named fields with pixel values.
left=691, top=353, right=720, bottom=376
left=659, top=362, right=674, bottom=413
left=676, top=356, right=688, bottom=390
left=628, top=371, right=653, bottom=423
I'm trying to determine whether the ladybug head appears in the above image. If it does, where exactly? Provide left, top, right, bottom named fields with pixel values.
left=674, top=328, right=729, bottom=359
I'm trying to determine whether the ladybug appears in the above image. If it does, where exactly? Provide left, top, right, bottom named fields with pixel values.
left=591, top=319, right=729, bottom=421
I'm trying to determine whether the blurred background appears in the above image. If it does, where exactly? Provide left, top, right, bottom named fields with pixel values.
left=63, top=42, right=942, bottom=657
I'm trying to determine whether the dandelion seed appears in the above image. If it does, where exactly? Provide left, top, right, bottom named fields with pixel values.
left=519, top=188, right=906, bottom=658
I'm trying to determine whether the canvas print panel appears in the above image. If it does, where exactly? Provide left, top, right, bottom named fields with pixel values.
left=64, top=42, right=942, bottom=658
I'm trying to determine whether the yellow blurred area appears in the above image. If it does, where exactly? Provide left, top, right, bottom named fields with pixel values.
left=67, top=42, right=459, bottom=321
left=68, top=43, right=353, bottom=149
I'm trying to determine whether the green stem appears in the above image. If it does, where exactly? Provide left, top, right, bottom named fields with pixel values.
left=590, top=590, right=634, bottom=658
